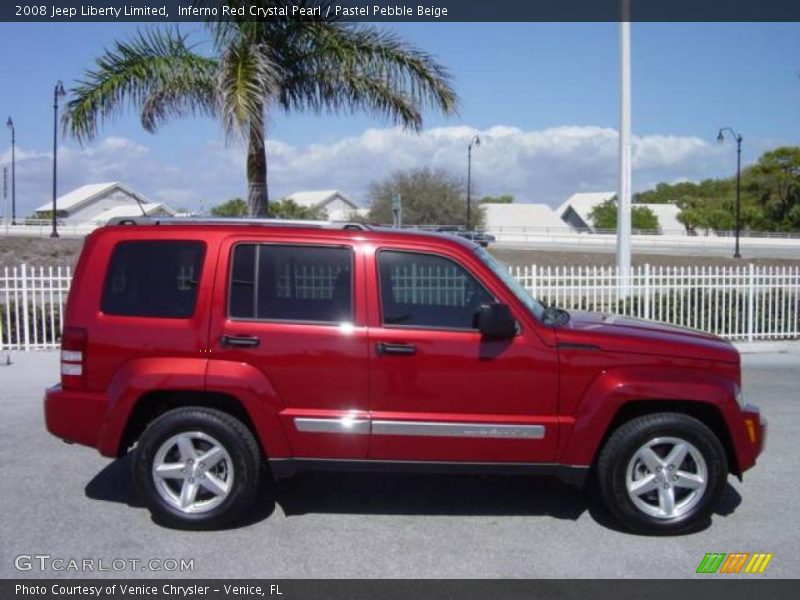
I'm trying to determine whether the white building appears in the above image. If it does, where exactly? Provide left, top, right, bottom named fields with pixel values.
left=34, top=182, right=176, bottom=224
left=555, top=191, right=617, bottom=232
left=284, top=190, right=365, bottom=221
left=636, top=203, right=684, bottom=234
left=555, top=191, right=684, bottom=234
left=483, top=203, right=571, bottom=233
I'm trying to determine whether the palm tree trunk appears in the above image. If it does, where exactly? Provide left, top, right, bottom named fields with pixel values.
left=247, top=123, right=268, bottom=217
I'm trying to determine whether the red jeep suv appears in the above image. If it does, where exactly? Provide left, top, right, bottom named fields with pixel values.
left=45, top=218, right=764, bottom=533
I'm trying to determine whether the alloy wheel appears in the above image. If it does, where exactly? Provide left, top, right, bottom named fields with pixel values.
left=151, top=431, right=234, bottom=514
left=625, top=436, right=708, bottom=520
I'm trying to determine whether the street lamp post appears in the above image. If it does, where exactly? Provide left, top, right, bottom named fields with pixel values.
left=6, top=117, right=15, bottom=225
left=717, top=127, right=743, bottom=259
left=466, top=134, right=480, bottom=229
left=51, top=81, right=66, bottom=238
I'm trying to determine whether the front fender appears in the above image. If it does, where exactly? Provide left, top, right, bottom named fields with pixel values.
left=556, top=365, right=738, bottom=466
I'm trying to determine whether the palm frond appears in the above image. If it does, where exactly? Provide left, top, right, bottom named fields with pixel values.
left=216, top=38, right=278, bottom=142
left=274, top=22, right=458, bottom=130
left=62, top=28, right=218, bottom=142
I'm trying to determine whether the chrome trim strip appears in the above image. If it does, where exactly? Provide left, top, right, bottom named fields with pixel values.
left=371, top=420, right=545, bottom=439
left=294, top=417, right=370, bottom=435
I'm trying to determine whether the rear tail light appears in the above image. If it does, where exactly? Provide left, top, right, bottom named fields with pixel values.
left=61, top=326, right=87, bottom=388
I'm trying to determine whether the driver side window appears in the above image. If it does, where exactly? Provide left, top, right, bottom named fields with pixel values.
left=378, top=250, right=493, bottom=330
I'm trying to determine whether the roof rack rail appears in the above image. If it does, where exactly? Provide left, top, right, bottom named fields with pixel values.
left=106, top=216, right=371, bottom=231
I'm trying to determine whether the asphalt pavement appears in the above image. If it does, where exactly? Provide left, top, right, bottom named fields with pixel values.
left=1, top=350, right=797, bottom=579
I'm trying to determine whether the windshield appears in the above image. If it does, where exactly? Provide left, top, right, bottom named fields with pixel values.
left=474, top=247, right=546, bottom=320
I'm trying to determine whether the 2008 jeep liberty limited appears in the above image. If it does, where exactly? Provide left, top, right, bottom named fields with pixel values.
left=45, top=218, right=764, bottom=533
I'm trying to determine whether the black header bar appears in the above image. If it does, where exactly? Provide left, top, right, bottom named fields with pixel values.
left=3, top=0, right=800, bottom=23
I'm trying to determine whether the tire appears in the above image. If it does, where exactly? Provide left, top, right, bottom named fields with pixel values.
left=132, top=407, right=262, bottom=529
left=596, top=412, right=728, bottom=535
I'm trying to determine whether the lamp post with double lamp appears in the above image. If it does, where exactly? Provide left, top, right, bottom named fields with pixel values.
left=6, top=117, right=15, bottom=225
left=717, top=127, right=743, bottom=259
left=466, top=134, right=480, bottom=229
left=51, top=81, right=66, bottom=238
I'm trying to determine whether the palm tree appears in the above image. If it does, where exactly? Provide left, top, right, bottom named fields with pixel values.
left=62, top=1, right=458, bottom=216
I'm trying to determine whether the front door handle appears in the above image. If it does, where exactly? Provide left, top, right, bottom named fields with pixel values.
left=375, top=342, right=416, bottom=356
left=221, top=334, right=260, bottom=348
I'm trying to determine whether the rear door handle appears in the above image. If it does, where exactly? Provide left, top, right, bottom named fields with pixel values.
left=221, top=334, right=260, bottom=348
left=375, top=342, right=416, bottom=356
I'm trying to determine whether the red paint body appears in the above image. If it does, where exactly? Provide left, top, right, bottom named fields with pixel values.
left=44, top=224, right=765, bottom=478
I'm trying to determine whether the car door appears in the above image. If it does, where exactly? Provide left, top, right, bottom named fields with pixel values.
left=208, top=236, right=370, bottom=459
left=366, top=246, right=559, bottom=463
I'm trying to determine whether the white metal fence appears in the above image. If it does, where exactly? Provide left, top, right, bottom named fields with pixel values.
left=513, top=264, right=800, bottom=341
left=1, top=263, right=798, bottom=350
left=1, top=265, right=72, bottom=351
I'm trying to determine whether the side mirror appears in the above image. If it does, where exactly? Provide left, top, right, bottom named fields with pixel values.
left=476, top=303, right=517, bottom=339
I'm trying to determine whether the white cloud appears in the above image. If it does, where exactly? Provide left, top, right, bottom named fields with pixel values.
left=259, top=124, right=729, bottom=205
left=1, top=124, right=734, bottom=217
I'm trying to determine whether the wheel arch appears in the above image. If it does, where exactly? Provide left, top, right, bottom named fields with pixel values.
left=594, top=400, right=739, bottom=477
left=119, top=390, right=262, bottom=457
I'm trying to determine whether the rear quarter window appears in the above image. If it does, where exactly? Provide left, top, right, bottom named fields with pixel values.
left=101, top=240, right=205, bottom=318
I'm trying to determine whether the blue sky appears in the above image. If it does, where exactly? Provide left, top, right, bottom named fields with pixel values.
left=1, top=22, right=799, bottom=214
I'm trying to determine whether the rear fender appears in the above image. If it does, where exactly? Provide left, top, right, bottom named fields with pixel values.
left=98, top=358, right=208, bottom=456
left=97, top=358, right=290, bottom=459
left=203, top=359, right=290, bottom=458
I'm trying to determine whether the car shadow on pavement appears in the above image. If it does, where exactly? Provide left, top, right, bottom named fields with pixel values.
left=276, top=472, right=742, bottom=534
left=85, top=458, right=742, bottom=533
left=85, top=454, right=145, bottom=508
left=276, top=472, right=587, bottom=520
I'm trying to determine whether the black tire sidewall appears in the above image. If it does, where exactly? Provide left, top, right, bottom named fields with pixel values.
left=132, top=408, right=260, bottom=530
left=600, top=414, right=728, bottom=534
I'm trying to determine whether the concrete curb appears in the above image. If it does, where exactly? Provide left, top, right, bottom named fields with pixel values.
left=733, top=341, right=800, bottom=354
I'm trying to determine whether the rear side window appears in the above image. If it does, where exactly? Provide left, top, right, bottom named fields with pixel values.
left=378, top=250, right=493, bottom=330
left=229, top=244, right=353, bottom=323
left=101, top=241, right=205, bottom=318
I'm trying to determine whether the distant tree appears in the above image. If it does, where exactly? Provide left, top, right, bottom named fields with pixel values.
left=368, top=167, right=485, bottom=228
left=211, top=197, right=328, bottom=220
left=211, top=198, right=249, bottom=217
left=479, top=194, right=514, bottom=204
left=747, top=146, right=800, bottom=230
left=267, top=198, right=327, bottom=220
left=589, top=197, right=660, bottom=231
left=634, top=146, right=800, bottom=233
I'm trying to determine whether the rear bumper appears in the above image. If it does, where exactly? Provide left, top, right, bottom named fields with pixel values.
left=44, top=384, right=108, bottom=453
left=735, top=404, right=765, bottom=473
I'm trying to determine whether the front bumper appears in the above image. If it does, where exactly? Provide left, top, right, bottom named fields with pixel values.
left=736, top=404, right=765, bottom=473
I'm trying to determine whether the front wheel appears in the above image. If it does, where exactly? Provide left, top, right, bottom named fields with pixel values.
left=596, top=413, right=728, bottom=534
left=132, top=407, right=262, bottom=529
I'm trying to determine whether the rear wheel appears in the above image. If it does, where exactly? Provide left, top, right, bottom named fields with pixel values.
left=132, top=407, right=261, bottom=529
left=597, top=413, right=728, bottom=534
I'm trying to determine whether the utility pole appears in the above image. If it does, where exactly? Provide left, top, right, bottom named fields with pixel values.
left=467, top=134, right=480, bottom=229
left=617, top=0, right=632, bottom=299
left=51, top=81, right=66, bottom=238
